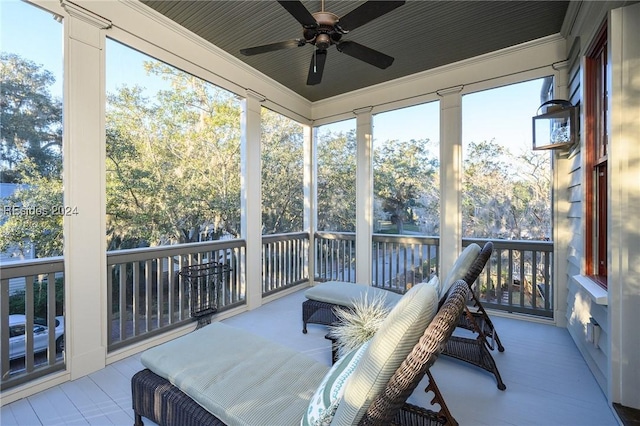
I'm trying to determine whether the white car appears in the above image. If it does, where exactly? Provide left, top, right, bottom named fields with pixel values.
left=8, top=314, right=64, bottom=360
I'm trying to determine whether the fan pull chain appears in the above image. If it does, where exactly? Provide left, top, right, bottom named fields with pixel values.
left=313, top=49, right=317, bottom=73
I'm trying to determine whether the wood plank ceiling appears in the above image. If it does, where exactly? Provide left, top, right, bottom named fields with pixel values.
left=141, top=1, right=570, bottom=102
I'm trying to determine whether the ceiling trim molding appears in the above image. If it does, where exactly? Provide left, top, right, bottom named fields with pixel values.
left=60, top=0, right=112, bottom=29
left=246, top=89, right=266, bottom=103
left=311, top=33, right=566, bottom=121
left=352, top=106, right=373, bottom=116
left=561, top=0, right=583, bottom=37
left=436, top=86, right=464, bottom=97
left=87, top=0, right=312, bottom=120
left=114, top=0, right=283, bottom=88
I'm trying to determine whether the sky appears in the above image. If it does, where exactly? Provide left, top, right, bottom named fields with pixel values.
left=1, top=1, right=64, bottom=95
left=2, top=0, right=549, bottom=159
left=320, top=78, right=546, bottom=159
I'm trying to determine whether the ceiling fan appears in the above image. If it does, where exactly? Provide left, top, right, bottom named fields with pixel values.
left=240, top=1, right=406, bottom=85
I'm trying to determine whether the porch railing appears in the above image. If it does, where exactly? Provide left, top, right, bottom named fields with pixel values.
left=107, top=233, right=310, bottom=351
left=1, top=233, right=553, bottom=392
left=262, top=232, right=309, bottom=296
left=373, top=234, right=440, bottom=292
left=314, top=232, right=440, bottom=293
left=314, top=231, right=357, bottom=283
left=464, top=238, right=554, bottom=318
left=315, top=232, right=554, bottom=317
left=107, top=240, right=246, bottom=351
left=1, top=257, right=65, bottom=391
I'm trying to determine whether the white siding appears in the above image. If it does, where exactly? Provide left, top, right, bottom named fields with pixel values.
left=563, top=0, right=640, bottom=410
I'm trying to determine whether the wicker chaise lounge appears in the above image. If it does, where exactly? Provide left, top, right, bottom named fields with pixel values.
left=302, top=243, right=483, bottom=334
left=302, top=242, right=507, bottom=390
left=449, top=242, right=505, bottom=352
left=440, top=242, right=507, bottom=390
left=131, top=280, right=471, bottom=426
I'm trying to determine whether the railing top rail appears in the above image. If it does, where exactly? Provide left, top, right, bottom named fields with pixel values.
left=314, top=231, right=356, bottom=240
left=262, top=232, right=309, bottom=243
left=107, top=239, right=246, bottom=264
left=315, top=233, right=552, bottom=249
left=462, top=238, right=553, bottom=251
left=0, top=256, right=64, bottom=279
left=372, top=234, right=440, bottom=245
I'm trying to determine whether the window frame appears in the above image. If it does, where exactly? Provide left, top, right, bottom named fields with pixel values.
left=584, top=22, right=609, bottom=288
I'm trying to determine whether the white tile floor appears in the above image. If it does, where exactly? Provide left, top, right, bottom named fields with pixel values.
left=1, top=288, right=618, bottom=425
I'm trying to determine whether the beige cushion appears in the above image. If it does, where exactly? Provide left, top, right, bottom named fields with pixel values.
left=304, top=281, right=403, bottom=309
left=141, top=322, right=328, bottom=426
left=331, top=280, right=439, bottom=425
left=438, top=243, right=481, bottom=297
left=424, top=274, right=439, bottom=293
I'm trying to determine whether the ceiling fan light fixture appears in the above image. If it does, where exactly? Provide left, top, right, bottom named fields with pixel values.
left=315, top=33, right=331, bottom=50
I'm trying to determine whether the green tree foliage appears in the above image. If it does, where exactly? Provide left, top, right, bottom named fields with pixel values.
left=261, top=108, right=304, bottom=235
left=374, top=139, right=438, bottom=234
left=106, top=62, right=242, bottom=249
left=0, top=53, right=62, bottom=183
left=462, top=139, right=551, bottom=239
left=316, top=128, right=357, bottom=232
left=9, top=278, right=64, bottom=317
left=1, top=52, right=552, bottom=260
left=0, top=53, right=63, bottom=258
left=0, top=158, right=63, bottom=257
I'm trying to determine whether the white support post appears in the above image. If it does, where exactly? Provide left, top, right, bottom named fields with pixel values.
left=303, top=124, right=316, bottom=284
left=241, top=91, right=263, bottom=310
left=609, top=2, right=640, bottom=410
left=438, top=86, right=464, bottom=280
left=61, top=1, right=111, bottom=379
left=354, top=108, right=374, bottom=285
left=551, top=61, right=570, bottom=328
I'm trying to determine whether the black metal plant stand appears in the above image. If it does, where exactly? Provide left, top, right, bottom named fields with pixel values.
left=179, top=262, right=229, bottom=329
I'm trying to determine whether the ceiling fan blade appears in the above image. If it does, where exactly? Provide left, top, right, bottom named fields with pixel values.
left=278, top=1, right=318, bottom=28
left=336, top=41, right=394, bottom=69
left=337, top=1, right=405, bottom=33
left=240, top=39, right=306, bottom=56
left=307, top=50, right=327, bottom=85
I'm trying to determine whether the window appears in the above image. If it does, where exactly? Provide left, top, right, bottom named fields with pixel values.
left=105, top=39, right=242, bottom=249
left=462, top=78, right=552, bottom=240
left=261, top=108, right=304, bottom=235
left=0, top=1, right=63, bottom=260
left=585, top=23, right=608, bottom=286
left=10, top=325, right=26, bottom=338
left=373, top=102, right=440, bottom=235
left=315, top=119, right=357, bottom=232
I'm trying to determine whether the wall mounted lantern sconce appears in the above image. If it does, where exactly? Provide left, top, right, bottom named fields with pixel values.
left=532, top=99, right=578, bottom=150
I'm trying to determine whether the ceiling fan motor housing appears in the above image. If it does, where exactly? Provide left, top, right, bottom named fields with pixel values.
left=305, top=11, right=342, bottom=49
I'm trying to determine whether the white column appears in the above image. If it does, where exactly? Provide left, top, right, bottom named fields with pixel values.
left=438, top=86, right=464, bottom=280
left=551, top=61, right=571, bottom=328
left=609, top=2, right=640, bottom=410
left=354, top=108, right=374, bottom=285
left=61, top=1, right=111, bottom=379
left=303, top=124, right=316, bottom=284
left=241, top=91, right=263, bottom=310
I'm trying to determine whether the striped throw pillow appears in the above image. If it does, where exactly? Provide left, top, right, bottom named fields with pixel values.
left=301, top=341, right=370, bottom=426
